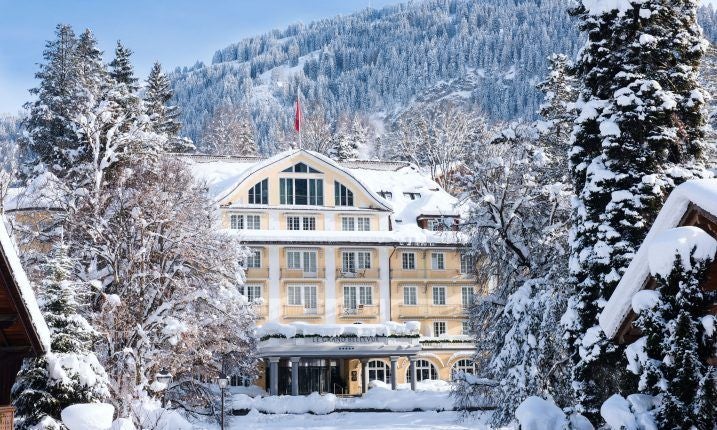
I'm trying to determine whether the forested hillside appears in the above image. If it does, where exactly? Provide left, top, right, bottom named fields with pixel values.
left=169, top=0, right=717, bottom=154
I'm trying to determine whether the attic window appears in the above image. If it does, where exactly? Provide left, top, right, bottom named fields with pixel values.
left=378, top=191, right=393, bottom=199
left=403, top=192, right=421, bottom=200
left=282, top=162, right=321, bottom=173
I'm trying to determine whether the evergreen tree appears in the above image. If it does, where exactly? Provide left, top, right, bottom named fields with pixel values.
left=566, top=0, right=710, bottom=419
left=76, top=29, right=107, bottom=101
left=330, top=116, right=359, bottom=161
left=22, top=24, right=83, bottom=180
left=12, top=245, right=110, bottom=429
left=109, top=41, right=138, bottom=91
left=201, top=104, right=257, bottom=155
left=144, top=62, right=181, bottom=137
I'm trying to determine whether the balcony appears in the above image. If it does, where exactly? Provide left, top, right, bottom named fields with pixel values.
left=337, top=304, right=379, bottom=319
left=336, top=268, right=380, bottom=279
left=397, top=304, right=469, bottom=319
left=390, top=269, right=468, bottom=280
left=283, top=304, right=324, bottom=319
left=245, top=267, right=269, bottom=279
left=280, top=268, right=326, bottom=279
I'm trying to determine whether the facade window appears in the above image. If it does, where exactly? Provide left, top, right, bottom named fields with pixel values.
left=406, top=359, right=438, bottom=383
left=460, top=254, right=474, bottom=274
left=344, top=285, right=373, bottom=310
left=282, top=162, right=320, bottom=173
left=402, top=252, right=416, bottom=270
left=462, top=320, right=471, bottom=335
left=287, top=284, right=318, bottom=311
left=461, top=286, right=474, bottom=309
left=231, top=214, right=260, bottom=230
left=367, top=360, right=391, bottom=383
left=431, top=252, right=445, bottom=270
left=433, top=321, right=447, bottom=337
left=280, top=178, right=324, bottom=205
left=341, top=217, right=355, bottom=231
left=357, top=217, right=370, bottom=231
left=248, top=179, right=269, bottom=205
left=427, top=219, right=445, bottom=231
left=287, top=215, right=316, bottom=231
left=334, top=181, right=354, bottom=206
left=246, top=250, right=261, bottom=268
left=241, top=284, right=262, bottom=302
left=403, top=286, right=417, bottom=305
left=286, top=250, right=317, bottom=274
left=342, top=251, right=371, bottom=273
left=432, top=286, right=446, bottom=305
left=452, top=359, right=475, bottom=378
left=230, top=214, right=244, bottom=230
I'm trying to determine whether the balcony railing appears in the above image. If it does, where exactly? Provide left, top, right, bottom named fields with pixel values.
left=338, top=304, right=379, bottom=319
left=336, top=268, right=380, bottom=279
left=390, top=269, right=468, bottom=279
left=280, top=268, right=326, bottom=279
left=397, top=304, right=469, bottom=319
left=283, top=304, right=324, bottom=319
left=245, top=267, right=269, bottom=279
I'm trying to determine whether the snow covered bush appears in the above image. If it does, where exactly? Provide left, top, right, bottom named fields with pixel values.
left=622, top=227, right=717, bottom=429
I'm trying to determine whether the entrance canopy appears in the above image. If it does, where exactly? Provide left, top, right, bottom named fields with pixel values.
left=258, top=335, right=421, bottom=359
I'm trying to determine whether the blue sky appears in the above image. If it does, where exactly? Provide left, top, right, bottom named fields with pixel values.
left=0, top=0, right=404, bottom=114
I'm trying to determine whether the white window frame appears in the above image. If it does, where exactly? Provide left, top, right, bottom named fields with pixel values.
left=241, top=284, right=262, bottom=302
left=341, top=217, right=355, bottom=231
left=287, top=215, right=316, bottom=231
left=461, top=286, right=474, bottom=309
left=431, top=252, right=445, bottom=270
left=403, top=286, right=417, bottom=306
left=367, top=359, right=391, bottom=383
left=462, top=320, right=471, bottom=335
left=245, top=249, right=261, bottom=268
left=341, top=216, right=371, bottom=231
left=402, top=252, right=416, bottom=270
left=287, top=284, right=318, bottom=311
left=433, top=321, right=447, bottom=337
left=231, top=214, right=260, bottom=230
left=357, top=217, right=370, bottom=231
left=406, top=359, right=438, bottom=383
left=343, top=284, right=373, bottom=310
left=460, top=254, right=474, bottom=274
left=452, top=359, right=475, bottom=378
left=286, top=250, right=318, bottom=274
left=432, top=286, right=446, bottom=305
left=230, top=214, right=244, bottom=230
left=342, top=251, right=371, bottom=273
left=246, top=215, right=261, bottom=230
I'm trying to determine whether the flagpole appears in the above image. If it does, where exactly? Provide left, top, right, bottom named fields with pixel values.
left=297, top=86, right=303, bottom=149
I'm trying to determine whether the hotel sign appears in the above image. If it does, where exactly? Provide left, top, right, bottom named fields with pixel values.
left=311, top=336, right=378, bottom=343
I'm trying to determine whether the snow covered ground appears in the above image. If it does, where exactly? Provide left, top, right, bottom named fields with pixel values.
left=222, top=410, right=495, bottom=430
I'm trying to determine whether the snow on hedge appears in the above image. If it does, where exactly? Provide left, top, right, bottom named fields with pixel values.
left=600, top=393, right=657, bottom=430
left=61, top=403, right=114, bottom=430
left=647, top=226, right=717, bottom=278
left=231, top=385, right=456, bottom=414
left=258, top=321, right=421, bottom=339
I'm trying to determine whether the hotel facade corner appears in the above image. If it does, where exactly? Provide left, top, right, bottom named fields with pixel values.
left=189, top=149, right=479, bottom=396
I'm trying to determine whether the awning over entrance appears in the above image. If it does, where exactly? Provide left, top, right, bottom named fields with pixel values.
left=258, top=336, right=421, bottom=358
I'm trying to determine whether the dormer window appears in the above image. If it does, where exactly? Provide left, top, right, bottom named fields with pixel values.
left=282, top=162, right=321, bottom=173
left=334, top=181, right=354, bottom=206
left=248, top=179, right=269, bottom=204
left=378, top=191, right=393, bottom=200
left=404, top=192, right=421, bottom=200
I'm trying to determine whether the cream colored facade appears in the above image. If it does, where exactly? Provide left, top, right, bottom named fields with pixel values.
left=190, top=149, right=478, bottom=395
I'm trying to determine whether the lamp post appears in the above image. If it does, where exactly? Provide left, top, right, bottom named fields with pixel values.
left=155, top=368, right=173, bottom=408
left=217, top=372, right=229, bottom=430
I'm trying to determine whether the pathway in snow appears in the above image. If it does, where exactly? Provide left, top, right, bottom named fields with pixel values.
left=225, top=410, right=494, bottom=429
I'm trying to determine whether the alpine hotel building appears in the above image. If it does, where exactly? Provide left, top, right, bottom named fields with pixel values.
left=188, top=149, right=477, bottom=396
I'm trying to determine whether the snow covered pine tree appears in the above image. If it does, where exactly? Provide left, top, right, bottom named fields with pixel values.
left=627, top=227, right=717, bottom=429
left=12, top=245, right=109, bottom=430
left=566, top=0, right=711, bottom=419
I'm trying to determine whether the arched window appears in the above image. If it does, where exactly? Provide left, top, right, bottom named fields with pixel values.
left=334, top=181, right=354, bottom=206
left=451, top=359, right=475, bottom=380
left=367, top=359, right=391, bottom=384
left=405, top=359, right=438, bottom=383
left=282, top=162, right=321, bottom=173
left=248, top=179, right=268, bottom=204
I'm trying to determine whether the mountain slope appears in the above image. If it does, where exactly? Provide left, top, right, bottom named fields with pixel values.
left=170, top=0, right=717, bottom=154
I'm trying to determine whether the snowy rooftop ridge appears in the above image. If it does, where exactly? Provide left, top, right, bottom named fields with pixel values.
left=599, top=179, right=717, bottom=339
left=0, top=216, right=51, bottom=351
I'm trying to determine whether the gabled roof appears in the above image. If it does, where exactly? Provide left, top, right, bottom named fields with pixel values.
left=600, top=179, right=717, bottom=339
left=0, top=217, right=50, bottom=354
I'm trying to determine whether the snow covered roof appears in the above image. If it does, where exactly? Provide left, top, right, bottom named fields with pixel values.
left=229, top=228, right=467, bottom=246
left=0, top=216, right=51, bottom=353
left=182, top=150, right=462, bottom=229
left=4, top=172, right=67, bottom=212
left=599, top=179, right=717, bottom=339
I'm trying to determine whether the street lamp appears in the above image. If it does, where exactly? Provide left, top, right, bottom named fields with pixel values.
left=217, top=372, right=229, bottom=430
left=155, top=368, right=173, bottom=408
